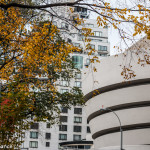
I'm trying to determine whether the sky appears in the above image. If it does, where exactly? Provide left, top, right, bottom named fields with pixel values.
left=89, top=0, right=148, bottom=55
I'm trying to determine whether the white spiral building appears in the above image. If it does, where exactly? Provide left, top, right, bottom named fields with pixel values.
left=84, top=37, right=150, bottom=150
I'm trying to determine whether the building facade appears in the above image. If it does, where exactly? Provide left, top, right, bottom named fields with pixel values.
left=21, top=1, right=110, bottom=150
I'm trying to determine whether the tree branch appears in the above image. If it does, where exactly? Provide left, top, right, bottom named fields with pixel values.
left=0, top=2, right=148, bottom=12
left=0, top=1, right=79, bottom=10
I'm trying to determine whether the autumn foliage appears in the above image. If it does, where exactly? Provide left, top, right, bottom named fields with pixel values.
left=0, top=98, right=14, bottom=127
left=0, top=0, right=84, bottom=148
left=0, top=0, right=150, bottom=148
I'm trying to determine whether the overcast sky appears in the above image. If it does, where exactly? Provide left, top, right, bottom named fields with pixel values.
left=89, top=0, right=148, bottom=55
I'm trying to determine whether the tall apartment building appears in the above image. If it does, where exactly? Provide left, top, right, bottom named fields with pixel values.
left=21, top=1, right=110, bottom=150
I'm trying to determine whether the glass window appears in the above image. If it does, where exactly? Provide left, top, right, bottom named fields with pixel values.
left=61, top=81, right=69, bottom=87
left=73, top=135, right=81, bottom=141
left=98, top=45, right=107, bottom=51
left=87, top=126, right=91, bottom=133
left=88, top=44, right=95, bottom=49
left=82, top=7, right=87, bottom=14
left=22, top=133, right=25, bottom=138
left=46, top=123, right=50, bottom=128
left=30, top=123, right=39, bottom=129
left=74, top=6, right=81, bottom=12
left=59, top=125, right=67, bottom=131
left=72, top=56, right=83, bottom=69
left=85, top=24, right=94, bottom=28
left=45, top=133, right=51, bottom=139
left=29, top=141, right=38, bottom=148
left=74, top=117, right=82, bottom=123
left=85, top=58, right=90, bottom=66
left=89, top=24, right=94, bottom=28
left=46, top=142, right=50, bottom=147
left=74, top=108, right=82, bottom=114
left=59, top=134, right=67, bottom=140
left=60, top=89, right=69, bottom=94
left=74, top=126, right=82, bottom=132
left=94, top=31, right=102, bottom=37
left=85, top=145, right=91, bottom=149
left=61, top=107, right=68, bottom=113
left=91, top=39, right=102, bottom=42
left=74, top=43, right=80, bottom=47
left=75, top=81, right=82, bottom=88
left=78, top=145, right=84, bottom=149
left=60, top=116, right=68, bottom=122
left=30, top=132, right=38, bottom=139
left=75, top=73, right=81, bottom=79
left=100, top=54, right=107, bottom=57
left=91, top=44, right=95, bottom=49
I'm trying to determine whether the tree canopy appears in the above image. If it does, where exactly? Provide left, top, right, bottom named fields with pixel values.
left=0, top=0, right=84, bottom=148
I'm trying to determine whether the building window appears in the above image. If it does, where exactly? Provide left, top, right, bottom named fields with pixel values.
left=88, top=44, right=95, bottom=49
left=91, top=44, right=95, bottom=49
left=46, top=142, right=50, bottom=147
left=60, top=89, right=69, bottom=94
left=59, top=134, right=67, bottom=140
left=73, top=135, right=81, bottom=141
left=60, top=116, right=68, bottom=122
left=99, top=54, right=107, bottom=57
left=75, top=73, right=81, bottom=79
left=74, top=126, right=82, bottom=132
left=30, top=132, right=38, bottom=139
left=87, top=126, right=91, bottom=133
left=91, top=39, right=102, bottom=42
left=75, top=81, right=82, bottom=88
left=74, top=6, right=87, bottom=14
left=85, top=24, right=94, bottom=28
left=85, top=58, right=90, bottom=66
left=59, top=125, right=67, bottom=131
left=74, top=117, right=82, bottom=123
left=85, top=145, right=91, bottom=149
left=22, top=133, right=25, bottom=138
left=46, top=123, right=50, bottom=128
left=98, top=45, right=107, bottom=51
left=74, top=108, right=82, bottom=114
left=30, top=123, right=39, bottom=129
left=61, top=107, right=68, bottom=113
left=94, top=31, right=102, bottom=37
left=72, top=56, right=83, bottom=69
left=61, top=80, right=69, bottom=87
left=74, top=43, right=80, bottom=47
left=45, top=133, right=51, bottom=139
left=29, top=141, right=38, bottom=148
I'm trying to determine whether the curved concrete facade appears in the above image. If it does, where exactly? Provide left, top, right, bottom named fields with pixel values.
left=84, top=41, right=150, bottom=150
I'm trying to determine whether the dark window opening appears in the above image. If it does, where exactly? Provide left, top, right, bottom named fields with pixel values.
left=45, top=133, right=51, bottom=139
left=30, top=123, right=39, bottom=129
